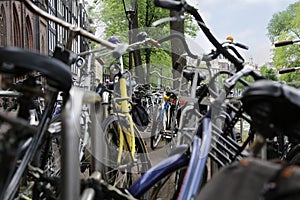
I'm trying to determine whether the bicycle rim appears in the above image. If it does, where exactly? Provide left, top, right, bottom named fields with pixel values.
left=101, top=115, right=151, bottom=189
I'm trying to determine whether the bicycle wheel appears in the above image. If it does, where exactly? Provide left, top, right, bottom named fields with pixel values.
left=101, top=115, right=151, bottom=189
left=150, top=167, right=187, bottom=200
left=144, top=104, right=154, bottom=132
left=32, top=112, right=92, bottom=199
left=150, top=107, right=163, bottom=150
left=32, top=114, right=62, bottom=199
left=152, top=165, right=207, bottom=200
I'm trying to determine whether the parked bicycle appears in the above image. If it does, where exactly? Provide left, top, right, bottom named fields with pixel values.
left=10, top=1, right=299, bottom=200
left=149, top=71, right=180, bottom=150
left=0, top=46, right=73, bottom=200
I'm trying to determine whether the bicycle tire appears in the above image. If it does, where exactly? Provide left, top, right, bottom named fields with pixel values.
left=150, top=166, right=187, bottom=200
left=100, top=115, right=151, bottom=191
left=128, top=152, right=209, bottom=200
left=31, top=114, right=62, bottom=199
left=150, top=108, right=163, bottom=150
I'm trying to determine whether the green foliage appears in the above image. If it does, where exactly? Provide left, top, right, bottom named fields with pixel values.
left=267, top=2, right=300, bottom=43
left=259, top=65, right=278, bottom=81
left=88, top=0, right=199, bottom=82
left=235, top=75, right=254, bottom=90
left=278, top=70, right=300, bottom=87
left=267, top=2, right=300, bottom=83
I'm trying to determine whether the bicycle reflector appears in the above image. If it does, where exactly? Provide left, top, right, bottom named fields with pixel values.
left=179, top=100, right=185, bottom=105
left=110, top=64, right=120, bottom=75
left=75, top=57, right=86, bottom=69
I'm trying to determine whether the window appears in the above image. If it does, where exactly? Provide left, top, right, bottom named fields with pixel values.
left=13, top=4, right=22, bottom=47
left=25, top=16, right=34, bottom=50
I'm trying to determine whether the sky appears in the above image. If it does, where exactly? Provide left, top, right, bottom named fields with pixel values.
left=187, top=0, right=299, bottom=66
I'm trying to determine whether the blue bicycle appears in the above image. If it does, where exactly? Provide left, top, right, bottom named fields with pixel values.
left=150, top=90, right=178, bottom=150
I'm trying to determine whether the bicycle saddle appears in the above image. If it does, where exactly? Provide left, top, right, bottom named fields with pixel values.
left=241, top=79, right=300, bottom=140
left=182, top=69, right=206, bottom=85
left=0, top=46, right=72, bottom=92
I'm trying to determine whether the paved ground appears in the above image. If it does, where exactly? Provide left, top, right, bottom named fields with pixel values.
left=142, top=136, right=179, bottom=200
left=142, top=133, right=213, bottom=200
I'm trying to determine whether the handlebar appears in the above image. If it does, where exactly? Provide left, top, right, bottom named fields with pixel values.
left=154, top=0, right=246, bottom=71
left=157, top=33, right=198, bottom=59
left=150, top=70, right=181, bottom=81
left=112, top=37, right=160, bottom=58
left=158, top=33, right=199, bottom=59
left=24, top=0, right=163, bottom=64
left=279, top=67, right=300, bottom=74
left=154, top=0, right=185, bottom=11
left=222, top=40, right=249, bottom=50
left=224, top=65, right=254, bottom=91
left=275, top=39, right=300, bottom=74
left=275, top=39, right=300, bottom=47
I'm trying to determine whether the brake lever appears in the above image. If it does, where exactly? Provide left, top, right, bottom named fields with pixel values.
left=234, top=42, right=249, bottom=50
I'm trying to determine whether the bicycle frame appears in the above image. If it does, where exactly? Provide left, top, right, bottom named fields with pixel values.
left=161, top=95, right=173, bottom=130
left=111, top=56, right=137, bottom=163
left=178, top=116, right=212, bottom=199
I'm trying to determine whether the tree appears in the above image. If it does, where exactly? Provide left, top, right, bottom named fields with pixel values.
left=267, top=2, right=300, bottom=43
left=88, top=0, right=199, bottom=86
left=260, top=65, right=278, bottom=81
left=267, top=2, right=300, bottom=83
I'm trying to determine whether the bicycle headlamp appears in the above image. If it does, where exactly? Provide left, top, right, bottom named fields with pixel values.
left=110, top=64, right=120, bottom=75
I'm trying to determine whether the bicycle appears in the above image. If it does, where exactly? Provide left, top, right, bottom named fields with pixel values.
left=0, top=46, right=73, bottom=200
left=99, top=35, right=161, bottom=191
left=14, top=1, right=265, bottom=200
left=168, top=52, right=212, bottom=151
left=149, top=71, right=180, bottom=150
left=131, top=83, right=153, bottom=132
left=197, top=68, right=300, bottom=200
left=0, top=0, right=119, bottom=199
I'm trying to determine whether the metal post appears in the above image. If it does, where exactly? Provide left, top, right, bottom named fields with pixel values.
left=62, top=87, right=83, bottom=200
left=128, top=14, right=133, bottom=71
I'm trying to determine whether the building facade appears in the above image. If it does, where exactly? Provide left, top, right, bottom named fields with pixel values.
left=0, top=0, right=93, bottom=86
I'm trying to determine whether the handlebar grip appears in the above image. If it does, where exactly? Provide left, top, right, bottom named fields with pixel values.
left=154, top=0, right=183, bottom=11
left=148, top=38, right=161, bottom=48
left=274, top=40, right=294, bottom=47
left=279, top=68, right=296, bottom=74
left=235, top=42, right=249, bottom=50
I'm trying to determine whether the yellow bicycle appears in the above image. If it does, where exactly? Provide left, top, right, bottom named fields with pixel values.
left=100, top=35, right=159, bottom=190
